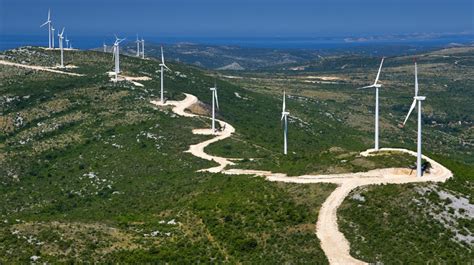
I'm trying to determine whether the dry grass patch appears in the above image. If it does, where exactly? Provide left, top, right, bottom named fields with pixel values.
left=350, top=158, right=376, bottom=169
left=32, top=132, right=83, bottom=154
left=187, top=101, right=211, bottom=116
left=12, top=221, right=140, bottom=259
left=299, top=89, right=351, bottom=102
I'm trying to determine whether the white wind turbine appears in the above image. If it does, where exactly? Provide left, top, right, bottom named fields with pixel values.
left=358, top=57, right=385, bottom=151
left=40, top=9, right=52, bottom=49
left=281, top=91, right=290, bottom=155
left=112, top=35, right=125, bottom=81
left=210, top=82, right=219, bottom=133
left=65, top=36, right=69, bottom=50
left=135, top=35, right=140, bottom=57
left=58, top=27, right=65, bottom=68
left=51, top=26, right=55, bottom=48
left=159, top=46, right=171, bottom=103
left=141, top=38, right=145, bottom=59
left=402, top=60, right=426, bottom=177
left=103, top=41, right=107, bottom=52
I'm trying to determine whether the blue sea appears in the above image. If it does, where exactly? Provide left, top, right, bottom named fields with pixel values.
left=1, top=34, right=473, bottom=51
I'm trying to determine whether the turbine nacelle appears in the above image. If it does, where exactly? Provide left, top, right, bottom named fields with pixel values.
left=40, top=9, right=51, bottom=27
left=160, top=63, right=171, bottom=70
left=113, top=35, right=125, bottom=46
left=210, top=86, right=219, bottom=109
left=58, top=27, right=65, bottom=39
left=159, top=46, right=170, bottom=70
left=281, top=111, right=290, bottom=120
left=358, top=57, right=385, bottom=90
left=403, top=62, right=425, bottom=126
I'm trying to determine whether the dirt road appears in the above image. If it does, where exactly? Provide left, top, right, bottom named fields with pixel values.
left=0, top=60, right=84, bottom=76
left=151, top=94, right=453, bottom=264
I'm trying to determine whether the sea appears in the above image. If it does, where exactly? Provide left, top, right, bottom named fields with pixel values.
left=1, top=34, right=473, bottom=51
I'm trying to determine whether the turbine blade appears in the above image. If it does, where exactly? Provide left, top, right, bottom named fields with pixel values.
left=281, top=113, right=285, bottom=121
left=163, top=64, right=171, bottom=71
left=161, top=46, right=164, bottom=63
left=214, top=90, right=219, bottom=109
left=40, top=21, right=49, bottom=27
left=374, top=57, right=384, bottom=84
left=60, top=27, right=65, bottom=36
left=282, top=91, right=286, bottom=112
left=357, top=85, right=374, bottom=90
left=415, top=62, right=418, bottom=96
left=403, top=99, right=417, bottom=125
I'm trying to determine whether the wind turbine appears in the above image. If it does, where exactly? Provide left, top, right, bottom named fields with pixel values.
left=358, top=57, right=385, bottom=151
left=51, top=26, right=55, bottom=48
left=40, top=9, right=52, bottom=49
left=141, top=38, right=145, bottom=59
left=103, top=41, right=107, bottom=52
left=112, top=35, right=125, bottom=81
left=65, top=36, right=69, bottom=50
left=159, top=46, right=170, bottom=103
left=402, top=60, right=426, bottom=177
left=135, top=35, right=140, bottom=57
left=281, top=91, right=290, bottom=155
left=210, top=82, right=219, bottom=133
left=58, top=27, right=65, bottom=67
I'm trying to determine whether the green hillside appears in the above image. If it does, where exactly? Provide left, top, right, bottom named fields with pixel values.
left=0, top=46, right=472, bottom=263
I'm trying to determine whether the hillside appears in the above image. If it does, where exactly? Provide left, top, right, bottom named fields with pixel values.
left=118, top=41, right=445, bottom=71
left=0, top=46, right=472, bottom=263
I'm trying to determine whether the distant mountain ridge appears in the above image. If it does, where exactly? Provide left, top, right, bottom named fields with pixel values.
left=121, top=42, right=318, bottom=70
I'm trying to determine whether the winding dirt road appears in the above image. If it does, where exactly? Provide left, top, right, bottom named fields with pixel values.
left=0, top=60, right=84, bottom=76
left=151, top=93, right=453, bottom=264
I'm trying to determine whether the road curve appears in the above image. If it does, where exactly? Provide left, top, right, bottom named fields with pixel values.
left=151, top=94, right=453, bottom=265
left=151, top=93, right=236, bottom=172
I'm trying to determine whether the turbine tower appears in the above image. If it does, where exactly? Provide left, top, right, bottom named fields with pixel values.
left=51, top=26, right=55, bottom=48
left=112, top=35, right=125, bottom=81
left=58, top=27, right=65, bottom=68
left=402, top=60, right=426, bottom=177
left=103, top=42, right=107, bottom=52
left=141, top=38, right=145, bottom=59
left=358, top=57, right=385, bottom=151
left=210, top=82, right=219, bottom=133
left=40, top=9, right=52, bottom=49
left=135, top=35, right=140, bottom=57
left=281, top=91, right=290, bottom=155
left=159, top=46, right=170, bottom=103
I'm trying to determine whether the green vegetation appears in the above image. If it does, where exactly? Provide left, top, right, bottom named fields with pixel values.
left=1, top=45, right=472, bottom=263
left=338, top=159, right=474, bottom=263
left=0, top=47, right=338, bottom=262
left=210, top=46, right=474, bottom=262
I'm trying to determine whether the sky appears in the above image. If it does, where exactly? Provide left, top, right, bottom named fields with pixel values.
left=0, top=0, right=473, bottom=38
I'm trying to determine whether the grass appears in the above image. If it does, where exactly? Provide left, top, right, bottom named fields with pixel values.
left=0, top=47, right=337, bottom=263
left=0, top=46, right=472, bottom=263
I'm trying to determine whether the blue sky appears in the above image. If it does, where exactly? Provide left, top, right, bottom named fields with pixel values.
left=0, top=0, right=473, bottom=37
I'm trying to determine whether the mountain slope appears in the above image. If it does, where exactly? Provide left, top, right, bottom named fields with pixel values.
left=0, top=46, right=472, bottom=263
